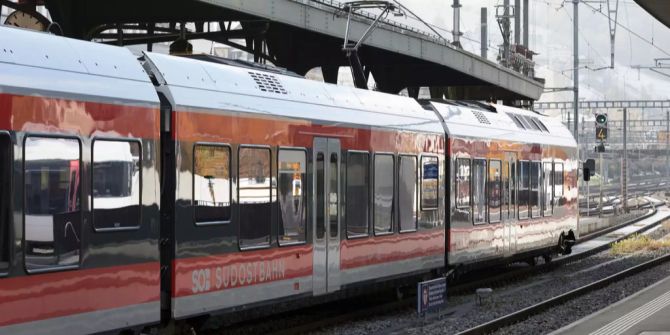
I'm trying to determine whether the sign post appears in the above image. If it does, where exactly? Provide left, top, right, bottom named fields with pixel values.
left=417, top=277, right=447, bottom=318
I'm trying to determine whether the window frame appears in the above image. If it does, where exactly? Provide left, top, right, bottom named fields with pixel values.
left=554, top=162, right=564, bottom=200
left=419, top=155, right=439, bottom=211
left=455, top=158, right=471, bottom=210
left=530, top=161, right=542, bottom=218
left=276, top=147, right=308, bottom=246
left=373, top=152, right=395, bottom=236
left=0, top=131, right=12, bottom=277
left=488, top=159, right=502, bottom=224
left=398, top=154, right=418, bottom=233
left=518, top=160, right=530, bottom=221
left=91, top=137, right=143, bottom=232
left=472, top=158, right=488, bottom=225
left=345, top=150, right=370, bottom=240
left=237, top=144, right=273, bottom=251
left=23, top=134, right=83, bottom=274
left=543, top=161, right=554, bottom=217
left=193, top=142, right=232, bottom=227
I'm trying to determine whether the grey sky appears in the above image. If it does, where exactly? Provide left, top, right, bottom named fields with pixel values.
left=394, top=0, right=670, bottom=102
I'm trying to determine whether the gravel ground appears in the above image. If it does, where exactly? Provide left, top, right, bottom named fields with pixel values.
left=308, top=248, right=670, bottom=335
left=494, top=253, right=670, bottom=335
left=202, top=216, right=670, bottom=335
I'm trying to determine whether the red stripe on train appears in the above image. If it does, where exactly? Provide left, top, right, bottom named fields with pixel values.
left=173, top=110, right=445, bottom=154
left=340, top=229, right=445, bottom=270
left=173, top=230, right=446, bottom=298
left=0, top=93, right=160, bottom=139
left=0, top=262, right=160, bottom=327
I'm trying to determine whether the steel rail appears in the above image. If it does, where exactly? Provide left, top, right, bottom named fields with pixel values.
left=456, top=252, right=670, bottom=335
left=252, top=206, right=664, bottom=335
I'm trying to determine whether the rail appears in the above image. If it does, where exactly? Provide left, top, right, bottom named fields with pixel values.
left=456, top=253, right=670, bottom=335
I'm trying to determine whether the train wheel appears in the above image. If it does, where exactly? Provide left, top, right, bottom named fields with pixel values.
left=542, top=254, right=553, bottom=264
left=526, top=257, right=537, bottom=266
left=557, top=233, right=567, bottom=255
left=558, top=233, right=573, bottom=255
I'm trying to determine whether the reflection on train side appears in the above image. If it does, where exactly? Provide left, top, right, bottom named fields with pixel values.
left=277, top=150, right=306, bottom=245
left=24, top=137, right=81, bottom=270
left=238, top=147, right=272, bottom=248
left=194, top=145, right=231, bottom=224
left=92, top=140, right=141, bottom=230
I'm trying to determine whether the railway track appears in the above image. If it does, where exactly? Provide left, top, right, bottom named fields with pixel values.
left=223, top=206, right=667, bottom=335
left=456, top=253, right=670, bottom=335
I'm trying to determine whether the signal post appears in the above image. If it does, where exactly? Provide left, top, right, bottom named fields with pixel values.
left=595, top=113, right=608, bottom=216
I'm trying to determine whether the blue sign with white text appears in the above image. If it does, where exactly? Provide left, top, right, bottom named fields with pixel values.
left=417, top=277, right=447, bottom=316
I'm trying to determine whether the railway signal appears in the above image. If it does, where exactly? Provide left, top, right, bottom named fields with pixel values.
left=595, top=113, right=608, bottom=141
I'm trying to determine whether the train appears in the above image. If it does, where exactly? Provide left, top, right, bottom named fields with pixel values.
left=0, top=25, right=578, bottom=335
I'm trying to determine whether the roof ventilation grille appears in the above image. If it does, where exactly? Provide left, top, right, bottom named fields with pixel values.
left=249, top=71, right=288, bottom=95
left=472, top=110, right=491, bottom=124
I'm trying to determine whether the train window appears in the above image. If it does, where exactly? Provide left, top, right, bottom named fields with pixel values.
left=399, top=155, right=418, bottom=232
left=193, top=144, right=230, bottom=225
left=316, top=153, right=325, bottom=240
left=473, top=159, right=487, bottom=224
left=524, top=116, right=542, bottom=131
left=420, top=156, right=438, bottom=210
left=374, top=154, right=394, bottom=235
left=0, top=134, right=10, bottom=272
left=489, top=160, right=502, bottom=223
left=456, top=158, right=471, bottom=209
left=329, top=153, right=339, bottom=238
left=519, top=161, right=530, bottom=220
left=543, top=162, right=553, bottom=216
left=238, top=147, right=271, bottom=249
left=530, top=162, right=541, bottom=217
left=554, top=163, right=564, bottom=200
left=508, top=161, right=519, bottom=219
left=536, top=119, right=550, bottom=132
left=278, top=149, right=306, bottom=245
left=502, top=161, right=509, bottom=219
left=511, top=115, right=525, bottom=129
left=346, top=152, right=369, bottom=238
left=93, top=140, right=142, bottom=230
left=24, top=136, right=81, bottom=271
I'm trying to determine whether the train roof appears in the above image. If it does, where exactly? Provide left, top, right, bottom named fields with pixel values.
left=427, top=100, right=577, bottom=148
left=142, top=52, right=444, bottom=134
left=0, top=26, right=158, bottom=106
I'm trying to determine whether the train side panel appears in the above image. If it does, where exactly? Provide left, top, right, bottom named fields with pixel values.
left=142, top=52, right=446, bottom=320
left=428, top=101, right=579, bottom=268
left=0, top=26, right=161, bottom=335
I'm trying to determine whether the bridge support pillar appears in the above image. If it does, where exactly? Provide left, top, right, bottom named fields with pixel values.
left=322, top=66, right=339, bottom=84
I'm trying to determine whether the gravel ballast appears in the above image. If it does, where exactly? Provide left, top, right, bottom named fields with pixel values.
left=309, top=248, right=670, bottom=335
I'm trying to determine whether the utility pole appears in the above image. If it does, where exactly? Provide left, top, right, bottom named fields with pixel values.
left=666, top=110, right=669, bottom=179
left=622, top=108, right=628, bottom=213
left=523, top=0, right=529, bottom=48
left=599, top=151, right=603, bottom=216
left=452, top=0, right=462, bottom=48
left=573, top=0, right=579, bottom=142
left=481, top=8, right=488, bottom=58
left=514, top=0, right=521, bottom=45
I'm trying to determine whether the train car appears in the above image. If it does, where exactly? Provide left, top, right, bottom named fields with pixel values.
left=0, top=25, right=579, bottom=334
left=423, top=101, right=578, bottom=269
left=141, top=52, right=447, bottom=322
left=0, top=26, right=161, bottom=334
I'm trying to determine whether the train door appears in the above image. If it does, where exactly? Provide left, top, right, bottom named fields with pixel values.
left=312, top=138, right=341, bottom=295
left=504, top=152, right=517, bottom=255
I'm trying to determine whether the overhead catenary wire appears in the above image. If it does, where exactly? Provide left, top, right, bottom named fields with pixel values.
left=580, top=0, right=670, bottom=57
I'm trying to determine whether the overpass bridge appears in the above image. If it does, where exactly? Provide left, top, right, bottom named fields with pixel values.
left=2, top=0, right=543, bottom=100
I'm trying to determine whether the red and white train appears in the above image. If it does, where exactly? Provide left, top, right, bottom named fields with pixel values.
left=0, top=26, right=578, bottom=334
